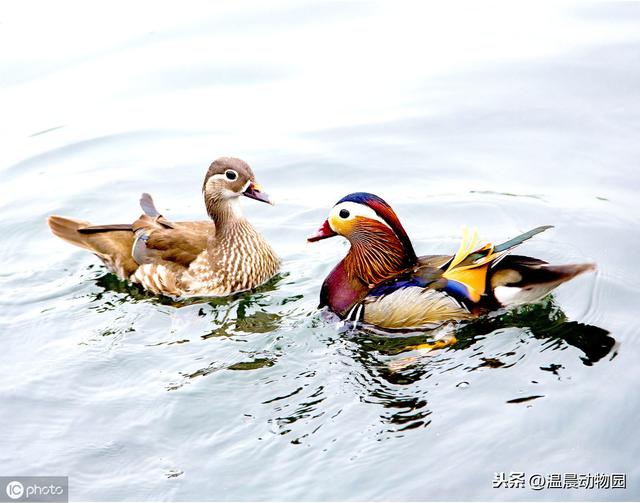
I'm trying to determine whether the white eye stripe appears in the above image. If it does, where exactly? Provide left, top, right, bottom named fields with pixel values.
left=329, top=202, right=392, bottom=230
left=209, top=171, right=241, bottom=182
left=205, top=175, right=249, bottom=198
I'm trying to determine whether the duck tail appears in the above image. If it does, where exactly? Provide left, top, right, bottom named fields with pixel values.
left=490, top=257, right=596, bottom=306
left=48, top=215, right=137, bottom=276
left=48, top=216, right=96, bottom=250
left=48, top=216, right=133, bottom=246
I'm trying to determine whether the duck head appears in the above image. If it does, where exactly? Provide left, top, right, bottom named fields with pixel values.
left=203, top=157, right=272, bottom=223
left=309, top=192, right=417, bottom=288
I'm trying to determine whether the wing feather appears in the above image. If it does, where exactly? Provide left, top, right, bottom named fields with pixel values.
left=442, top=226, right=554, bottom=302
left=132, top=214, right=213, bottom=268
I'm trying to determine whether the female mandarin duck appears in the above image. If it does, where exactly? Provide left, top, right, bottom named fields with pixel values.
left=308, top=192, right=595, bottom=330
left=48, top=157, right=280, bottom=298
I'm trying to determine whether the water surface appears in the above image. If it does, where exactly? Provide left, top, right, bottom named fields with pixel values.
left=1, top=2, right=639, bottom=501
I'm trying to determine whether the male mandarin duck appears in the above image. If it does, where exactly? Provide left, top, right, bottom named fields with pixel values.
left=308, top=192, right=595, bottom=330
left=48, top=157, right=280, bottom=298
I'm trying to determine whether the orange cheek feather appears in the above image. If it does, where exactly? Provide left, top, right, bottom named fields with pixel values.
left=328, top=214, right=357, bottom=236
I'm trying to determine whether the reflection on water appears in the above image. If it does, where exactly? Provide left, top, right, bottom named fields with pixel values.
left=213, top=293, right=615, bottom=444
left=84, top=268, right=301, bottom=391
left=18, top=225, right=624, bottom=492
left=316, top=296, right=616, bottom=437
left=92, top=270, right=287, bottom=307
left=351, top=297, right=614, bottom=366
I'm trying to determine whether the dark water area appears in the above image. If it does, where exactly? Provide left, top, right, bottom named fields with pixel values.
left=1, top=2, right=639, bottom=501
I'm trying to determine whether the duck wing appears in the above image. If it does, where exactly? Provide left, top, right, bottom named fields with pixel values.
left=416, top=254, right=452, bottom=269
left=439, top=226, right=553, bottom=302
left=49, top=193, right=214, bottom=296
left=417, top=226, right=592, bottom=308
left=131, top=193, right=212, bottom=268
left=132, top=220, right=211, bottom=267
left=348, top=227, right=559, bottom=330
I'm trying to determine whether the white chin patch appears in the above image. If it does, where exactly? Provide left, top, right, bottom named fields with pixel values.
left=228, top=196, right=243, bottom=217
left=222, top=188, right=241, bottom=199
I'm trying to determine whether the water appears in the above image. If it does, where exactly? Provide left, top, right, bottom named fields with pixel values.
left=1, top=1, right=639, bottom=500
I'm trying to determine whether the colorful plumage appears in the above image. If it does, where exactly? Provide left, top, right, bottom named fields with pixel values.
left=308, top=192, right=595, bottom=330
left=48, top=157, right=280, bottom=298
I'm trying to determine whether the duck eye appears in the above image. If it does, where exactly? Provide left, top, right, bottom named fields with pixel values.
left=225, top=170, right=238, bottom=181
left=339, top=209, right=350, bottom=219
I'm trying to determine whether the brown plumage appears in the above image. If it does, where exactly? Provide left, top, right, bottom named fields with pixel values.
left=48, top=157, right=280, bottom=298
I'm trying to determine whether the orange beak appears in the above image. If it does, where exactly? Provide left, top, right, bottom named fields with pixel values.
left=307, top=219, right=337, bottom=242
